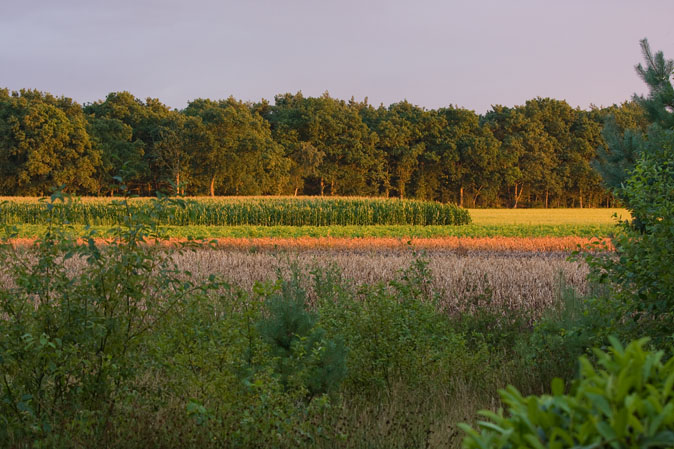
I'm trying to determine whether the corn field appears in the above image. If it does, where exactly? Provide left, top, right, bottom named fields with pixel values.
left=0, top=196, right=471, bottom=226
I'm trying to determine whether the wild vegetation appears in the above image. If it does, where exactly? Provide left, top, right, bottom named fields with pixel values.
left=0, top=38, right=672, bottom=449
left=461, top=37, right=674, bottom=447
left=0, top=193, right=603, bottom=448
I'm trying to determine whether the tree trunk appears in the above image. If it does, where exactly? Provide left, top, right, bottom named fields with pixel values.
left=176, top=172, right=180, bottom=196
left=472, top=186, right=483, bottom=207
left=331, top=179, right=336, bottom=196
left=545, top=189, right=549, bottom=208
left=513, top=184, right=524, bottom=208
left=320, top=177, right=325, bottom=196
left=459, top=186, right=464, bottom=207
left=579, top=188, right=583, bottom=209
left=294, top=186, right=299, bottom=196
left=210, top=176, right=215, bottom=197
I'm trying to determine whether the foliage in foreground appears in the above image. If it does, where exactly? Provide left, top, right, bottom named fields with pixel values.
left=0, top=193, right=526, bottom=449
left=460, top=38, right=674, bottom=449
left=585, top=38, right=674, bottom=348
left=461, top=338, right=674, bottom=449
left=0, top=192, right=652, bottom=449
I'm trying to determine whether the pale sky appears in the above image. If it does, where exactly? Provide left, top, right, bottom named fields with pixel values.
left=2, top=0, right=673, bottom=113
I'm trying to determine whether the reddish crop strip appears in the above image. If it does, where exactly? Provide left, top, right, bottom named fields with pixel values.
left=6, top=236, right=612, bottom=252
left=168, top=235, right=612, bottom=252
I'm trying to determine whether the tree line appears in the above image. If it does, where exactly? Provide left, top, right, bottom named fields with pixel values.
left=0, top=88, right=648, bottom=207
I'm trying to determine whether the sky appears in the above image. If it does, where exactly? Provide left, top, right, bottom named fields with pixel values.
left=2, top=0, right=673, bottom=113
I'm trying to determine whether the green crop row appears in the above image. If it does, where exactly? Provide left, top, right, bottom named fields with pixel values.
left=0, top=197, right=471, bottom=227
left=6, top=223, right=616, bottom=239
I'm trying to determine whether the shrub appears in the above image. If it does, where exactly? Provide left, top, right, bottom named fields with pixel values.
left=588, top=40, right=674, bottom=348
left=256, top=269, right=347, bottom=398
left=461, top=338, right=674, bottom=449
left=0, top=192, right=200, bottom=446
left=317, top=256, right=490, bottom=396
left=518, top=281, right=616, bottom=386
left=586, top=126, right=674, bottom=348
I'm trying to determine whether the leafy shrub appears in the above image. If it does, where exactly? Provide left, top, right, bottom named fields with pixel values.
left=518, top=281, right=616, bottom=386
left=588, top=40, right=674, bottom=348
left=317, top=256, right=490, bottom=396
left=256, top=269, right=347, bottom=398
left=586, top=126, right=674, bottom=348
left=461, top=338, right=674, bottom=449
left=0, top=192, right=200, bottom=446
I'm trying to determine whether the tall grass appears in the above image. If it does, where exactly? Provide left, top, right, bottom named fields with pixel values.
left=0, top=197, right=470, bottom=226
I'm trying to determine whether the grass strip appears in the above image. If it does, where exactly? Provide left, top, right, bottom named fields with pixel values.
left=4, top=223, right=618, bottom=239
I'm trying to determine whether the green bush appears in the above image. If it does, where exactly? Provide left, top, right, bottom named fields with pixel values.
left=256, top=270, right=347, bottom=398
left=317, top=257, right=491, bottom=396
left=0, top=193, right=200, bottom=446
left=588, top=40, right=674, bottom=348
left=586, top=126, right=674, bottom=347
left=611, top=127, right=674, bottom=311
left=518, top=281, right=616, bottom=386
left=461, top=338, right=674, bottom=449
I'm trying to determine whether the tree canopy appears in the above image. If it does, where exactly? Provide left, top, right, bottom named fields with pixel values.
left=0, top=87, right=650, bottom=207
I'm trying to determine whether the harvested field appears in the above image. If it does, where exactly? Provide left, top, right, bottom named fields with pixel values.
left=467, top=208, right=629, bottom=225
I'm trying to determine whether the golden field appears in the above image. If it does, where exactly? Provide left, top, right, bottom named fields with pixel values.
left=467, top=208, right=629, bottom=225
left=0, top=247, right=590, bottom=317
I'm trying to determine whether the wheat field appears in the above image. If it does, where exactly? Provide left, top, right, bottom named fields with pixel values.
left=169, top=248, right=589, bottom=315
left=0, top=247, right=589, bottom=316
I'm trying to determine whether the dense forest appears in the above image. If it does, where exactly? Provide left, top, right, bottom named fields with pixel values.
left=0, top=88, right=648, bottom=207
